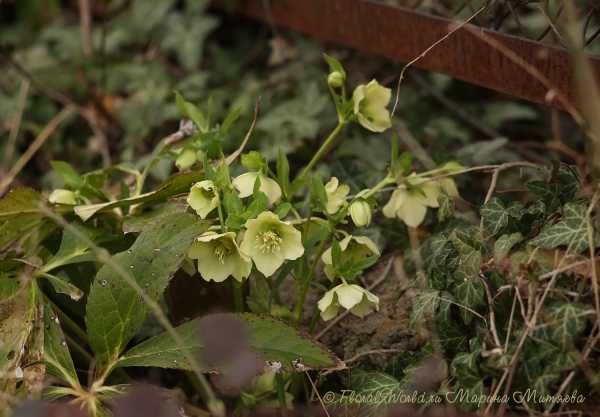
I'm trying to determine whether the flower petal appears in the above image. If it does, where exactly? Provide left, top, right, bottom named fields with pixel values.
left=382, top=189, right=406, bottom=218
left=349, top=294, right=371, bottom=318
left=320, top=302, right=339, bottom=321
left=397, top=195, right=428, bottom=228
left=251, top=250, right=284, bottom=277
left=232, top=172, right=259, bottom=198
left=259, top=174, right=282, bottom=204
left=335, top=285, right=364, bottom=310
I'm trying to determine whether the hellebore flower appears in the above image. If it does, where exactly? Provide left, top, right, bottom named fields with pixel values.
left=240, top=211, right=304, bottom=277
left=327, top=71, right=344, bottom=88
left=188, top=232, right=252, bottom=282
left=187, top=180, right=219, bottom=219
left=352, top=80, right=392, bottom=132
left=348, top=189, right=372, bottom=227
left=48, top=189, right=77, bottom=205
left=382, top=174, right=441, bottom=228
left=324, top=177, right=350, bottom=214
left=318, top=284, right=379, bottom=321
left=322, top=235, right=380, bottom=281
left=232, top=172, right=282, bottom=204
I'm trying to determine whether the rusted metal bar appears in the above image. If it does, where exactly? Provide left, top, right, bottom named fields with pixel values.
left=213, top=0, right=600, bottom=112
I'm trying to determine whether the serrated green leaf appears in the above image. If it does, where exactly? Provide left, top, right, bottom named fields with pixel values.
left=529, top=203, right=591, bottom=254
left=240, top=151, right=265, bottom=170
left=51, top=161, right=85, bottom=190
left=116, top=313, right=343, bottom=373
left=74, top=172, right=205, bottom=221
left=0, top=281, right=44, bottom=414
left=408, top=289, right=440, bottom=331
left=85, top=213, right=210, bottom=373
left=37, top=303, right=79, bottom=388
left=494, top=232, right=522, bottom=263
left=122, top=203, right=189, bottom=234
left=0, top=187, right=47, bottom=221
left=480, top=197, right=508, bottom=235
left=226, top=190, right=245, bottom=216
left=41, top=273, right=83, bottom=301
left=42, top=221, right=115, bottom=272
left=453, top=275, right=485, bottom=324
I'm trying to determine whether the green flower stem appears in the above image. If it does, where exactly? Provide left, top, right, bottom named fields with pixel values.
left=232, top=277, right=244, bottom=313
left=298, top=121, right=347, bottom=180
left=216, top=201, right=226, bottom=233
left=293, top=230, right=331, bottom=323
left=363, top=173, right=395, bottom=199
left=275, top=372, right=287, bottom=416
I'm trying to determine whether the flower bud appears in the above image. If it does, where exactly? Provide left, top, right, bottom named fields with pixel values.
left=175, top=146, right=197, bottom=170
left=349, top=198, right=372, bottom=227
left=48, top=189, right=77, bottom=205
left=327, top=71, right=344, bottom=88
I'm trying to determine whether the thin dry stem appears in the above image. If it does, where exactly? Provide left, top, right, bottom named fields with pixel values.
left=2, top=78, right=30, bottom=170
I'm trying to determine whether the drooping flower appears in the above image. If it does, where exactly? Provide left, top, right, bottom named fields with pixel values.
left=322, top=235, right=380, bottom=281
left=187, top=180, right=219, bottom=219
left=324, top=177, right=349, bottom=214
left=48, top=189, right=77, bottom=205
left=318, top=284, right=379, bottom=321
left=232, top=172, right=282, bottom=204
left=352, top=80, right=392, bottom=132
left=382, top=174, right=441, bottom=228
left=240, top=211, right=304, bottom=277
left=187, top=232, right=252, bottom=282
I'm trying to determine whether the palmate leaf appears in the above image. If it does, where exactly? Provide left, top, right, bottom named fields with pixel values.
left=453, top=250, right=482, bottom=280
left=0, top=280, right=44, bottom=415
left=529, top=203, right=591, bottom=254
left=351, top=369, right=401, bottom=410
left=115, top=313, right=343, bottom=373
left=479, top=197, right=508, bottom=235
left=408, top=289, right=440, bottom=331
left=85, top=213, right=210, bottom=373
left=437, top=189, right=454, bottom=222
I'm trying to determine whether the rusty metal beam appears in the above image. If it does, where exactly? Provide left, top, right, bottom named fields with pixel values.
left=213, top=0, right=600, bottom=112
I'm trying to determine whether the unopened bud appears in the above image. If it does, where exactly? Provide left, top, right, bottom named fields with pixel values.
left=327, top=71, right=344, bottom=88
left=349, top=199, right=372, bottom=227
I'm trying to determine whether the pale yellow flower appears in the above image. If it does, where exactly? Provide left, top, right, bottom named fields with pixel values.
left=188, top=232, right=251, bottom=282
left=187, top=180, right=219, bottom=219
left=382, top=173, right=441, bottom=228
left=352, top=80, right=392, bottom=132
left=318, top=284, right=379, bottom=321
left=324, top=177, right=349, bottom=214
left=232, top=172, right=282, bottom=205
left=322, top=235, right=380, bottom=281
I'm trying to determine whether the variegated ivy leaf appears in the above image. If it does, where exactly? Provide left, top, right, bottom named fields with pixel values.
left=453, top=275, right=485, bottom=324
left=435, top=292, right=467, bottom=353
left=453, top=251, right=482, bottom=280
left=479, top=197, right=508, bottom=235
left=556, top=165, right=582, bottom=202
left=351, top=369, right=401, bottom=411
left=529, top=203, right=591, bottom=254
left=505, top=201, right=524, bottom=219
left=408, top=289, right=440, bottom=331
left=543, top=301, right=588, bottom=348
left=493, top=232, right=522, bottom=263
left=437, top=189, right=454, bottom=222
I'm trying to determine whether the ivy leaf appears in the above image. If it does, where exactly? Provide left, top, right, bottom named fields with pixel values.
left=544, top=301, right=588, bottom=348
left=408, top=289, right=440, bottom=331
left=116, top=313, right=343, bottom=373
left=428, top=270, right=448, bottom=291
left=493, top=232, right=522, bottom=263
left=436, top=321, right=468, bottom=353
left=453, top=275, right=485, bottom=324
left=505, top=201, right=524, bottom=219
left=556, top=165, right=581, bottom=202
left=85, top=213, right=210, bottom=373
left=529, top=203, right=591, bottom=254
left=453, top=250, right=482, bottom=280
left=479, top=197, right=508, bottom=235
left=351, top=370, right=401, bottom=409
left=0, top=281, right=44, bottom=414
left=437, top=189, right=455, bottom=222
left=385, top=356, right=404, bottom=380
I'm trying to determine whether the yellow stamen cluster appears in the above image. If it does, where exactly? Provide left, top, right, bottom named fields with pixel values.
left=212, top=240, right=233, bottom=264
left=256, top=229, right=282, bottom=253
